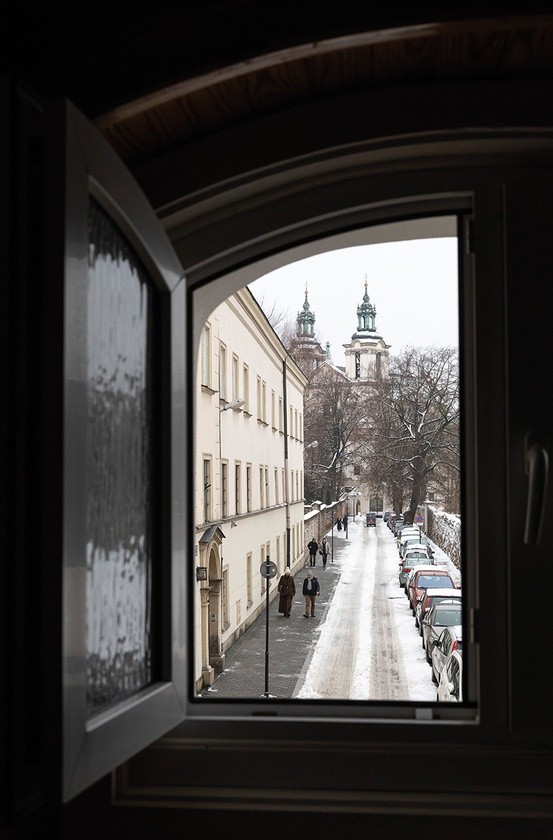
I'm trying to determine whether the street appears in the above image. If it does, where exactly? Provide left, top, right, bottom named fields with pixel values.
left=200, top=518, right=460, bottom=700
left=295, top=518, right=444, bottom=700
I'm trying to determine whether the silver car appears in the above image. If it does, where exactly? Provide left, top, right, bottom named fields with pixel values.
left=422, top=601, right=463, bottom=662
left=431, top=625, right=463, bottom=684
left=436, top=650, right=463, bottom=702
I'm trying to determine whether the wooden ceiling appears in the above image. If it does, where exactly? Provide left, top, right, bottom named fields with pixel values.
left=93, top=14, right=553, bottom=168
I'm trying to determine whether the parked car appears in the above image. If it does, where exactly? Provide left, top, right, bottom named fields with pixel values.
left=415, top=587, right=463, bottom=631
left=397, top=526, right=421, bottom=553
left=401, top=533, right=435, bottom=559
left=431, top=625, right=463, bottom=684
left=402, top=544, right=430, bottom=563
left=421, top=600, right=463, bottom=662
left=399, top=557, right=435, bottom=589
left=366, top=512, right=377, bottom=526
left=436, top=650, right=463, bottom=702
left=393, top=518, right=405, bottom=536
left=388, top=514, right=403, bottom=532
left=407, top=568, right=457, bottom=613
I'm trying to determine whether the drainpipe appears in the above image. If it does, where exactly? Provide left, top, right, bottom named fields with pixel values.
left=283, top=359, right=290, bottom=568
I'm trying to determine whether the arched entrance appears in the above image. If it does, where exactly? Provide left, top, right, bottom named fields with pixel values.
left=199, top=525, right=226, bottom=686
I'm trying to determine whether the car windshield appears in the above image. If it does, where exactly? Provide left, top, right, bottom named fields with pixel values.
left=434, top=608, right=462, bottom=624
left=418, top=575, right=453, bottom=588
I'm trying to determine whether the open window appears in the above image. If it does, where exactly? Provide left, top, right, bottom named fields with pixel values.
left=42, top=101, right=187, bottom=801
left=16, top=86, right=552, bottom=815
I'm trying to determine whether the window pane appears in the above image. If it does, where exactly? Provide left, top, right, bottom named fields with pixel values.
left=193, top=218, right=463, bottom=705
left=86, top=199, right=157, bottom=716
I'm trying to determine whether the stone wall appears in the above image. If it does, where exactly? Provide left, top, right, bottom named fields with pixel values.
left=425, top=504, right=461, bottom=571
left=303, top=500, right=348, bottom=560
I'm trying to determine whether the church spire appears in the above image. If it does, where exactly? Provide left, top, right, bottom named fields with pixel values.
left=356, top=274, right=377, bottom=333
left=296, top=283, right=316, bottom=337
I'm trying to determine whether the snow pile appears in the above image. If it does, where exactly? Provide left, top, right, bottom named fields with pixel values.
left=427, top=506, right=461, bottom=571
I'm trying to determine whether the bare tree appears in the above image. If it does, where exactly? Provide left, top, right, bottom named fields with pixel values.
left=304, top=368, right=371, bottom=503
left=372, top=346, right=460, bottom=521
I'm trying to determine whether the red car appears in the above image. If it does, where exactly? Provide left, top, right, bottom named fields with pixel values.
left=407, top=568, right=457, bottom=615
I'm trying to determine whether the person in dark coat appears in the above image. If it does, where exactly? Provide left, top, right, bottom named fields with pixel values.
left=307, top=538, right=319, bottom=566
left=302, top=570, right=320, bottom=617
left=277, top=567, right=295, bottom=617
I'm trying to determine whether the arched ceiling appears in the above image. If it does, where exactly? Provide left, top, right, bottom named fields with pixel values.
left=95, top=14, right=553, bottom=168
left=4, top=7, right=553, bottom=170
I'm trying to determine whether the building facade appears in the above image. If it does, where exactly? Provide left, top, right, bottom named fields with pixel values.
left=195, top=287, right=308, bottom=690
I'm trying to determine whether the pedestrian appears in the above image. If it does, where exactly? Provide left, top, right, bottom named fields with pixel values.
left=276, top=567, right=295, bottom=617
left=336, top=517, right=342, bottom=531
left=302, top=570, right=320, bottom=617
left=342, top=514, right=348, bottom=530
left=319, top=537, right=330, bottom=568
left=307, top=537, right=319, bottom=566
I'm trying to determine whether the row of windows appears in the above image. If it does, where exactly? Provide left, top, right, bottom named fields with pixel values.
left=201, top=325, right=303, bottom=439
left=203, top=457, right=304, bottom=522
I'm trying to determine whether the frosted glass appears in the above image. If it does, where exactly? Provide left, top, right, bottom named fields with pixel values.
left=85, top=199, right=155, bottom=716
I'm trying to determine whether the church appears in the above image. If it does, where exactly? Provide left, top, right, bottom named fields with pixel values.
left=289, top=279, right=390, bottom=512
left=289, top=278, right=390, bottom=382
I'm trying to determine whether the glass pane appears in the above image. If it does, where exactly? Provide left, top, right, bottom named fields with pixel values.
left=193, top=218, right=463, bottom=704
left=85, top=199, right=156, bottom=717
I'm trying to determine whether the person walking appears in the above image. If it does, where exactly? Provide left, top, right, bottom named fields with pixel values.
left=276, top=567, right=295, bottom=617
left=307, top=537, right=319, bottom=566
left=320, top=537, right=330, bottom=568
left=302, top=570, right=320, bottom=617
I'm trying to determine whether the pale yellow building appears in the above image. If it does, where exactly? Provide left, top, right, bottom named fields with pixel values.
left=194, top=287, right=308, bottom=691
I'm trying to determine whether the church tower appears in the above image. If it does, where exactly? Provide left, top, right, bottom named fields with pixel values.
left=288, top=285, right=327, bottom=375
left=343, top=277, right=390, bottom=382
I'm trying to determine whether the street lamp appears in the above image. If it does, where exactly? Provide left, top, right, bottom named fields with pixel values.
left=220, top=398, right=245, bottom=411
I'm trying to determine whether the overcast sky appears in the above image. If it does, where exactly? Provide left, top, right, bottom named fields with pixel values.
left=248, top=238, right=459, bottom=368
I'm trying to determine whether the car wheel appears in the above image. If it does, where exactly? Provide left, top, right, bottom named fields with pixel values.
left=431, top=668, right=438, bottom=684
left=426, top=646, right=431, bottom=663
left=414, top=615, right=419, bottom=628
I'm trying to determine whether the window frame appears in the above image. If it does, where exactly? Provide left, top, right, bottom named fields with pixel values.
left=51, top=96, right=553, bottom=815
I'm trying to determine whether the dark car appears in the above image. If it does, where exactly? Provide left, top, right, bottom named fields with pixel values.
left=415, top=587, right=463, bottom=631
left=366, top=512, right=377, bottom=526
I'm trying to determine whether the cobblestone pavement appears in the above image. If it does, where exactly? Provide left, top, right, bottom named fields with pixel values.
left=197, top=528, right=354, bottom=699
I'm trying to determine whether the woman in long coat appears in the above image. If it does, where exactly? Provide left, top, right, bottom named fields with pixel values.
left=277, top=568, right=296, bottom=617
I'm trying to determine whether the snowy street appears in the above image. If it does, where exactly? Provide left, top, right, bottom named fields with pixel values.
left=295, top=518, right=461, bottom=701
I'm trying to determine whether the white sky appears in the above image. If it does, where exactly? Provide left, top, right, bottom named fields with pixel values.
left=248, top=238, right=459, bottom=368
